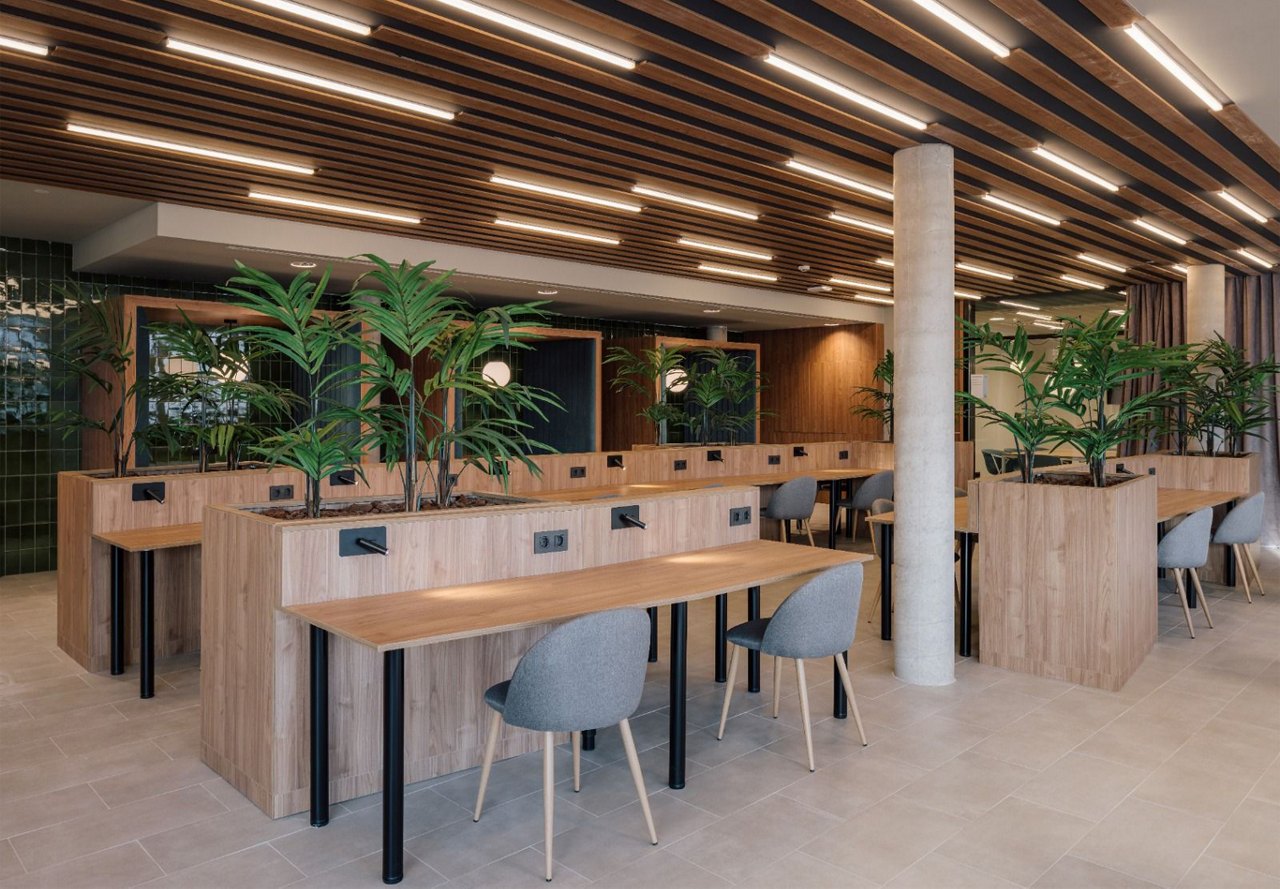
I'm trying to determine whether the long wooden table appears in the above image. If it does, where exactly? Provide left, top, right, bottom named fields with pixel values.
left=285, top=540, right=870, bottom=884
left=92, top=523, right=203, bottom=698
left=867, top=487, right=1243, bottom=656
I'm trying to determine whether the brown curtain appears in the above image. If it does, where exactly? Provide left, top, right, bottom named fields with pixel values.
left=1121, top=281, right=1185, bottom=455
left=1226, top=272, right=1280, bottom=547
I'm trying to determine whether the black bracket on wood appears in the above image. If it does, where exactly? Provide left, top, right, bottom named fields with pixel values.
left=132, top=482, right=166, bottom=504
left=707, top=450, right=723, bottom=462
left=793, top=446, right=808, bottom=457
left=607, top=454, right=625, bottom=469
left=339, top=527, right=388, bottom=556
left=328, top=469, right=356, bottom=486
left=611, top=505, right=645, bottom=529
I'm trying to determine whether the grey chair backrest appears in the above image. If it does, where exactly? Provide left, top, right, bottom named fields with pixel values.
left=503, top=608, right=651, bottom=732
left=764, top=476, right=818, bottom=521
left=851, top=471, right=893, bottom=510
left=761, top=562, right=864, bottom=659
left=1213, top=492, right=1264, bottom=545
left=1157, top=507, right=1213, bottom=570
left=870, top=498, right=894, bottom=517
left=981, top=449, right=1005, bottom=475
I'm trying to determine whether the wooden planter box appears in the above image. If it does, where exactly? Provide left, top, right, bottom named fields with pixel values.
left=975, top=474, right=1157, bottom=691
left=199, top=486, right=761, bottom=818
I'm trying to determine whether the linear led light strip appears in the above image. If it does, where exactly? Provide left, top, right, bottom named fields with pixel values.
left=785, top=158, right=892, bottom=201
left=1077, top=253, right=1127, bottom=273
left=829, top=212, right=893, bottom=236
left=1132, top=218, right=1187, bottom=245
left=1033, top=321, right=1064, bottom=330
left=249, top=190, right=420, bottom=223
left=243, top=0, right=371, bottom=35
left=1016, top=310, right=1053, bottom=321
left=68, top=123, right=315, bottom=175
left=854, top=294, right=894, bottom=306
left=1032, top=147, right=1119, bottom=192
left=829, top=276, right=890, bottom=292
left=874, top=257, right=894, bottom=268
left=425, top=0, right=635, bottom=69
left=495, top=217, right=619, bottom=245
left=982, top=193, right=1061, bottom=226
left=490, top=174, right=640, bottom=212
left=1171, top=264, right=1189, bottom=275
left=1062, top=273, right=1105, bottom=290
left=910, top=0, right=1010, bottom=57
left=0, top=35, right=49, bottom=56
left=1237, top=248, right=1275, bottom=269
left=954, top=290, right=982, bottom=300
left=999, top=300, right=1038, bottom=310
left=631, top=185, right=757, bottom=221
left=763, top=54, right=928, bottom=131
left=697, top=263, right=777, bottom=283
left=166, top=38, right=455, bottom=120
left=1217, top=190, right=1269, bottom=224
left=677, top=238, right=772, bottom=262
left=1124, top=23, right=1223, bottom=112
left=957, top=262, right=1014, bottom=281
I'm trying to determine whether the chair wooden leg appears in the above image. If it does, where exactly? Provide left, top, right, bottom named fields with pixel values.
left=778, top=520, right=787, bottom=543
left=1233, top=545, right=1254, bottom=603
left=794, top=659, right=815, bottom=772
left=1190, top=569, right=1213, bottom=629
left=772, top=655, right=782, bottom=718
left=618, top=718, right=658, bottom=845
left=1244, top=545, right=1266, bottom=597
left=833, top=653, right=868, bottom=746
left=1172, top=569, right=1196, bottom=638
left=543, top=732, right=555, bottom=882
left=571, top=731, right=581, bottom=793
left=717, top=646, right=740, bottom=740
left=803, top=520, right=816, bottom=547
left=473, top=709, right=501, bottom=821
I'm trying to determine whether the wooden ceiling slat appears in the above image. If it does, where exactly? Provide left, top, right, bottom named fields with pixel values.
left=1215, top=104, right=1280, bottom=175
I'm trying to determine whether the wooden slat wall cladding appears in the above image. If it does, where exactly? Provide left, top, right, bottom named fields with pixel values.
left=3, top=0, right=1275, bottom=304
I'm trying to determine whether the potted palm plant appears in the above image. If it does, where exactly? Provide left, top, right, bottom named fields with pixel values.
left=850, top=350, right=894, bottom=443
left=603, top=344, right=687, bottom=446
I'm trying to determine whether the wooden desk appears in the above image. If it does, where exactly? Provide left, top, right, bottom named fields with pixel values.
left=93, top=523, right=203, bottom=699
left=1155, top=488, right=1242, bottom=523
left=286, top=540, right=870, bottom=885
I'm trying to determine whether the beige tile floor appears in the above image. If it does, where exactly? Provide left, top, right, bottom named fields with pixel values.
left=1, top=539, right=1278, bottom=888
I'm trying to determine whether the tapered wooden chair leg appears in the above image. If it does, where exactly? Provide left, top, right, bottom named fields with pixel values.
left=1189, top=569, right=1213, bottom=628
left=1173, top=569, right=1196, bottom=638
left=474, top=709, right=501, bottom=821
left=1233, top=545, right=1254, bottom=603
left=794, top=659, right=815, bottom=772
left=717, top=646, right=740, bottom=739
left=618, top=718, right=658, bottom=845
left=543, top=732, right=555, bottom=882
left=571, top=731, right=581, bottom=792
left=772, top=655, right=782, bottom=718
left=834, top=654, right=868, bottom=746
left=1244, top=546, right=1266, bottom=597
left=803, top=520, right=816, bottom=547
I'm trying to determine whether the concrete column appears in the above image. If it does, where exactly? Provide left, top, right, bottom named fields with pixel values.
left=1186, top=264, right=1226, bottom=345
left=891, top=144, right=955, bottom=687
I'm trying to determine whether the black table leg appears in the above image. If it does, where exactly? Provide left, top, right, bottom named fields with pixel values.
left=714, top=593, right=728, bottom=683
left=958, top=533, right=974, bottom=657
left=832, top=652, right=848, bottom=718
left=1223, top=501, right=1238, bottom=587
left=1157, top=521, right=1168, bottom=582
left=746, top=586, right=761, bottom=693
left=646, top=606, right=658, bottom=663
left=827, top=481, right=839, bottom=549
left=310, top=626, right=329, bottom=828
left=139, top=550, right=155, bottom=699
left=582, top=729, right=596, bottom=751
left=110, top=546, right=124, bottom=676
left=383, top=649, right=405, bottom=885
left=880, top=524, right=894, bottom=642
left=668, top=602, right=687, bottom=790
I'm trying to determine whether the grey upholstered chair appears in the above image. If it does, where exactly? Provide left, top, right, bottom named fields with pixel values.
left=717, top=563, right=868, bottom=771
left=840, top=470, right=893, bottom=539
left=763, top=476, right=819, bottom=546
left=981, top=449, right=1007, bottom=476
left=474, top=609, right=657, bottom=881
left=1158, top=507, right=1215, bottom=637
left=1213, top=493, right=1266, bottom=603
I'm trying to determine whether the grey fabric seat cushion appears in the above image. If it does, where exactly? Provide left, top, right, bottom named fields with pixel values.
left=725, top=618, right=771, bottom=651
left=483, top=680, right=511, bottom=714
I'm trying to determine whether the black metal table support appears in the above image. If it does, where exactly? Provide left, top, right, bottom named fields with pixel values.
left=110, top=546, right=124, bottom=676
left=383, top=649, right=405, bottom=885
left=714, top=593, right=728, bottom=682
left=646, top=606, right=658, bottom=662
left=667, top=602, right=687, bottom=790
left=832, top=652, right=848, bottom=718
left=582, top=729, right=596, bottom=751
left=139, top=550, right=155, bottom=699
left=309, top=626, right=330, bottom=827
left=958, top=533, right=975, bottom=657
left=826, top=481, right=840, bottom=549
left=1223, top=500, right=1238, bottom=588
left=879, top=524, right=894, bottom=642
left=746, top=586, right=761, bottom=693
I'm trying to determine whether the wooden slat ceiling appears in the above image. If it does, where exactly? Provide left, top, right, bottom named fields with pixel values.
left=1, top=0, right=1276, bottom=304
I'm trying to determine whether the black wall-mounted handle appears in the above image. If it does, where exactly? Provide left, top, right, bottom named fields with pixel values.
left=619, top=513, right=647, bottom=530
left=132, top=482, right=166, bottom=504
left=339, top=527, right=388, bottom=557
left=793, top=446, right=808, bottom=457
left=356, top=537, right=388, bottom=555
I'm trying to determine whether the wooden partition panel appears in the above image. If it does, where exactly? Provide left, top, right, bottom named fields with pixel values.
left=201, top=487, right=761, bottom=817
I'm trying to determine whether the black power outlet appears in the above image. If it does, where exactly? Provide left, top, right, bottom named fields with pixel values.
left=329, top=469, right=356, bottom=486
left=269, top=484, right=294, bottom=501
left=673, top=459, right=688, bottom=471
left=838, top=450, right=849, bottom=460
left=729, top=506, right=753, bottom=527
left=570, top=466, right=587, bottom=479
left=767, top=454, right=781, bottom=465
left=533, top=530, right=569, bottom=554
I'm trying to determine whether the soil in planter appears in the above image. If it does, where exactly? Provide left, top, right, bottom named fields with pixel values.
left=86, top=462, right=272, bottom=479
left=1035, top=471, right=1137, bottom=487
left=258, top=494, right=509, bottom=520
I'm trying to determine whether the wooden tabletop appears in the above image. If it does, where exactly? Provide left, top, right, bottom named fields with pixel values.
left=536, top=467, right=879, bottom=503
left=284, top=540, right=871, bottom=652
left=866, top=499, right=974, bottom=533
left=93, top=523, right=203, bottom=552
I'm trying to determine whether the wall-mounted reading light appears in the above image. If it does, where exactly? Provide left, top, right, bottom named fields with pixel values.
left=355, top=537, right=388, bottom=555
left=707, top=450, right=724, bottom=462
left=793, top=446, right=809, bottom=457
left=607, top=454, right=625, bottom=469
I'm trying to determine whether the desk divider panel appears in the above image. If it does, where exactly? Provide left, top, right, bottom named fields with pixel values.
left=200, top=486, right=761, bottom=818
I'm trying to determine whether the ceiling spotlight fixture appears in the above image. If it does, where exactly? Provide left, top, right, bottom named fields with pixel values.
left=1171, top=264, right=1189, bottom=275
left=697, top=263, right=778, bottom=283
left=67, top=123, right=316, bottom=175
left=424, top=0, right=635, bottom=69
left=1062, top=273, right=1105, bottom=290
left=1216, top=190, right=1269, bottom=224
left=853, top=294, right=895, bottom=306
left=166, top=38, right=455, bottom=120
left=676, top=237, right=773, bottom=262
left=954, top=290, right=982, bottom=300
left=537, top=288, right=558, bottom=295
left=957, top=262, right=1015, bottom=281
left=762, top=53, right=928, bottom=130
left=829, top=276, right=891, bottom=292
left=1124, top=23, right=1223, bottom=112
left=289, top=260, right=317, bottom=268
left=0, top=35, right=50, bottom=56
left=631, top=185, right=757, bottom=221
left=1077, top=253, right=1128, bottom=273
left=998, top=300, right=1038, bottom=310
left=1237, top=247, right=1275, bottom=269
left=785, top=158, right=893, bottom=201
left=1031, top=146, right=1120, bottom=192
left=982, top=193, right=1062, bottom=226
left=490, top=174, right=641, bottom=212
left=1133, top=218, right=1188, bottom=245
left=243, top=0, right=371, bottom=35
left=829, top=212, right=893, bottom=236
left=494, top=217, right=619, bottom=245
left=249, top=190, right=420, bottom=224
left=874, top=257, right=895, bottom=268
left=909, top=0, right=1010, bottom=56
